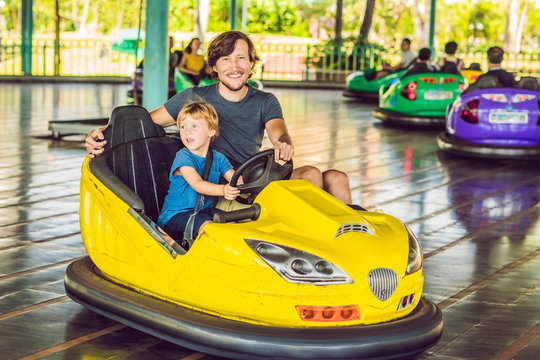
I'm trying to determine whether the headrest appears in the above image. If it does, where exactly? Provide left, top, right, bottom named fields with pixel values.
left=103, top=105, right=166, bottom=151
left=514, top=77, right=540, bottom=91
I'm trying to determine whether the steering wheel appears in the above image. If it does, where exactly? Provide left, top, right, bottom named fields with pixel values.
left=230, top=149, right=293, bottom=204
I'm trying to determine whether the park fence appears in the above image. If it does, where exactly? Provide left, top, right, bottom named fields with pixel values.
left=1, top=36, right=539, bottom=82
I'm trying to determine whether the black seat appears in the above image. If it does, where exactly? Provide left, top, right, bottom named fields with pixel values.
left=514, top=77, right=540, bottom=91
left=440, top=62, right=460, bottom=75
left=463, top=74, right=503, bottom=94
left=401, top=63, right=433, bottom=78
left=91, top=105, right=182, bottom=222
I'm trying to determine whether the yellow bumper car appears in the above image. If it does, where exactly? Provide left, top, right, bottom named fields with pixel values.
left=65, top=105, right=443, bottom=359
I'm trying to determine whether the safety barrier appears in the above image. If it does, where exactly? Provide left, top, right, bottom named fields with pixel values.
left=1, top=37, right=538, bottom=81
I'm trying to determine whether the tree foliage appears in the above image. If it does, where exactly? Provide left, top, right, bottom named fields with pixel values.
left=0, top=0, right=537, bottom=53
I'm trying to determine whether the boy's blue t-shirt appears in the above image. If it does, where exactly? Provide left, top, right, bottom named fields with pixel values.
left=158, top=147, right=232, bottom=228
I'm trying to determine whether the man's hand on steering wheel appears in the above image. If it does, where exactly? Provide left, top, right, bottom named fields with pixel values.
left=273, top=141, right=294, bottom=162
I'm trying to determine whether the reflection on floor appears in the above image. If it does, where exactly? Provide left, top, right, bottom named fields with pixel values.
left=1, top=83, right=539, bottom=359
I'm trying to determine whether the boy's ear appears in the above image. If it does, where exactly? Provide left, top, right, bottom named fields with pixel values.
left=208, top=128, right=217, bottom=138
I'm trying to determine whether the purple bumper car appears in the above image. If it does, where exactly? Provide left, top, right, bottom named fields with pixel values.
left=438, top=75, right=540, bottom=159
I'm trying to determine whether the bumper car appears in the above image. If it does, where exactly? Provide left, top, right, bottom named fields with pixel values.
left=342, top=68, right=406, bottom=101
left=65, top=105, right=443, bottom=359
left=438, top=75, right=540, bottom=159
left=374, top=69, right=466, bottom=126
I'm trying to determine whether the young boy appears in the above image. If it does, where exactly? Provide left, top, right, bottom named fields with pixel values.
left=157, top=101, right=239, bottom=241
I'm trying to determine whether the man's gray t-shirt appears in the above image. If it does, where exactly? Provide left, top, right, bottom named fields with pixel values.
left=164, top=83, right=283, bottom=167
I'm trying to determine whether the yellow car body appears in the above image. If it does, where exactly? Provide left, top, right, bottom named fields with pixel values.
left=462, top=69, right=483, bottom=84
left=81, top=156, right=423, bottom=327
left=66, top=105, right=442, bottom=359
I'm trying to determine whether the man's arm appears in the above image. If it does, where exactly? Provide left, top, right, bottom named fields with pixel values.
left=265, top=118, right=294, bottom=161
left=149, top=105, right=177, bottom=127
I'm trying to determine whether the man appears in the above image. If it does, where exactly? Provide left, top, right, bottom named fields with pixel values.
left=476, top=46, right=514, bottom=87
left=86, top=31, right=353, bottom=205
left=402, top=48, right=438, bottom=78
left=374, top=38, right=416, bottom=79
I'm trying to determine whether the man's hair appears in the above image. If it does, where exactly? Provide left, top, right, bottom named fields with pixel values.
left=444, top=41, right=458, bottom=55
left=418, top=47, right=431, bottom=61
left=207, top=31, right=260, bottom=78
left=402, top=38, right=411, bottom=46
left=177, top=101, right=220, bottom=140
left=487, top=46, right=504, bottom=64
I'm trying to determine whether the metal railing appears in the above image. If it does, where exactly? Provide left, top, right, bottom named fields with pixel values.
left=1, top=37, right=538, bottom=81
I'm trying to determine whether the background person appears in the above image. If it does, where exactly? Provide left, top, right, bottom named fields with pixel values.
left=178, top=37, right=212, bottom=85
left=437, top=41, right=464, bottom=71
left=375, top=38, right=416, bottom=79
left=475, top=46, right=515, bottom=87
left=401, top=48, right=438, bottom=78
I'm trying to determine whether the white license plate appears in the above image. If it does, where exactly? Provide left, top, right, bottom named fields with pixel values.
left=424, top=90, right=453, bottom=100
left=488, top=112, right=528, bottom=124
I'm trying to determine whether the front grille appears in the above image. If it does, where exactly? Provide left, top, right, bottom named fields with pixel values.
left=368, top=268, right=398, bottom=301
left=334, top=223, right=374, bottom=238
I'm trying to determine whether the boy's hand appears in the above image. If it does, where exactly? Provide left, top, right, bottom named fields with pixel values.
left=223, top=184, right=240, bottom=200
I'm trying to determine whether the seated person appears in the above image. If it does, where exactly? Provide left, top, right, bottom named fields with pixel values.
left=402, top=48, right=438, bottom=78
left=475, top=46, right=515, bottom=87
left=437, top=41, right=464, bottom=72
left=178, top=37, right=212, bottom=86
left=157, top=101, right=240, bottom=245
left=374, top=38, right=416, bottom=79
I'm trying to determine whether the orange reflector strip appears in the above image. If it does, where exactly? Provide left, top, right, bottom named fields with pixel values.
left=418, top=77, right=437, bottom=84
left=442, top=77, right=457, bottom=84
left=296, top=305, right=360, bottom=322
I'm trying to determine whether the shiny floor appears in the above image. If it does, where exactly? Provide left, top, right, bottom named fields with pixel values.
left=1, top=83, right=539, bottom=360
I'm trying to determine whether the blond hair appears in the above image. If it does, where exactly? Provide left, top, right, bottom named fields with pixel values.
left=177, top=101, right=219, bottom=140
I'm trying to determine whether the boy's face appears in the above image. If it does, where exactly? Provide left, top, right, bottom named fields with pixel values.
left=179, top=115, right=216, bottom=155
left=212, top=39, right=254, bottom=92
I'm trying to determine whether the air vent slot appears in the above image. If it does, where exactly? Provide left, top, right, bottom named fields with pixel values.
left=335, top=223, right=374, bottom=238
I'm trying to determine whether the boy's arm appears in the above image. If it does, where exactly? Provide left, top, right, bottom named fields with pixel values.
left=178, top=166, right=226, bottom=196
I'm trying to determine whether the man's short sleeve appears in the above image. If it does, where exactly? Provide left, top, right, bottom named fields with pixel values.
left=261, top=92, right=284, bottom=124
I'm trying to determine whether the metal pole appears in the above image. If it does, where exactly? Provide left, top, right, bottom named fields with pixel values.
left=241, top=0, right=248, bottom=32
left=429, top=0, right=436, bottom=52
left=143, top=0, right=169, bottom=110
left=54, top=0, right=60, bottom=75
left=230, top=0, right=237, bottom=30
left=21, top=0, right=33, bottom=75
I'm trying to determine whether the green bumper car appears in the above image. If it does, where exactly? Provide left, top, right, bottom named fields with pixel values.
left=373, top=72, right=466, bottom=126
left=343, top=68, right=406, bottom=101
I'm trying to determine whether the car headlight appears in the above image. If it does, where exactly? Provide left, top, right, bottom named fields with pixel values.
left=405, top=226, right=423, bottom=274
left=246, top=239, right=353, bottom=285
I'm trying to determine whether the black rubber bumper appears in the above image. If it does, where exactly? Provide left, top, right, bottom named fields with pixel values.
left=342, top=89, right=379, bottom=100
left=65, top=257, right=443, bottom=360
left=437, top=131, right=540, bottom=159
left=373, top=107, right=445, bottom=127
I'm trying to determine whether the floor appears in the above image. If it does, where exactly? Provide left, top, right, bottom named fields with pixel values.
left=0, top=82, right=539, bottom=359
